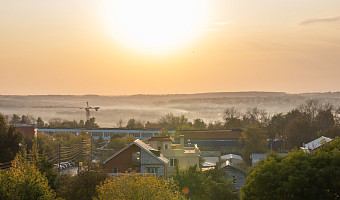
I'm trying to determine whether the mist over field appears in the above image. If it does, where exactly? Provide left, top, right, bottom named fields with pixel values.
left=1, top=92, right=340, bottom=128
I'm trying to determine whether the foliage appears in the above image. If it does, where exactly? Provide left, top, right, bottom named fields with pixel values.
left=36, top=117, right=46, bottom=128
left=0, top=115, right=23, bottom=162
left=241, top=138, right=340, bottom=200
left=207, top=120, right=225, bottom=130
left=193, top=118, right=207, bottom=130
left=240, top=126, right=267, bottom=165
left=174, top=166, right=238, bottom=200
left=85, top=117, right=99, bottom=129
left=284, top=117, right=314, bottom=149
left=107, top=135, right=135, bottom=152
left=158, top=113, right=191, bottom=130
left=0, top=151, right=56, bottom=200
left=57, top=162, right=108, bottom=200
left=95, top=173, right=185, bottom=200
left=126, top=118, right=144, bottom=129
left=9, top=114, right=21, bottom=124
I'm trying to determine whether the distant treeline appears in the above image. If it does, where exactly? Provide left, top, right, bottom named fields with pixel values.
left=6, top=114, right=99, bottom=129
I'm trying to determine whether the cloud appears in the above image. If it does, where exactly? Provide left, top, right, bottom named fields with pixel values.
left=300, top=16, right=340, bottom=25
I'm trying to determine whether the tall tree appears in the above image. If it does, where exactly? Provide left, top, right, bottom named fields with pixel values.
left=10, top=114, right=21, bottom=125
left=224, top=107, right=243, bottom=128
left=0, top=115, right=23, bottom=162
left=57, top=162, right=108, bottom=200
left=36, top=117, right=45, bottom=128
left=240, top=126, right=268, bottom=165
left=193, top=118, right=207, bottom=130
left=284, top=117, right=314, bottom=149
left=0, top=151, right=56, bottom=200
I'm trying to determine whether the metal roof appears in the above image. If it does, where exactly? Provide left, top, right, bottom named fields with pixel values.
left=104, top=139, right=168, bottom=164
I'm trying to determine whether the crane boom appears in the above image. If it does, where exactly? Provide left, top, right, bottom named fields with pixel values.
left=80, top=102, right=100, bottom=120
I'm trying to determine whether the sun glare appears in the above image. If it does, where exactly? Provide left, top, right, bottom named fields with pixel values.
left=102, top=0, right=206, bottom=54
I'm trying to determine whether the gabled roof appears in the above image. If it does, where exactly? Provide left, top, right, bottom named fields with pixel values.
left=220, top=154, right=243, bottom=161
left=103, top=139, right=168, bottom=164
left=220, top=160, right=246, bottom=175
left=301, top=136, right=332, bottom=151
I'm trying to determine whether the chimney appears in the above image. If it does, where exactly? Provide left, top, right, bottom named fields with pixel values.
left=180, top=135, right=184, bottom=149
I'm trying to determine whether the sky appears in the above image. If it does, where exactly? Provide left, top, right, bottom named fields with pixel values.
left=1, top=0, right=340, bottom=95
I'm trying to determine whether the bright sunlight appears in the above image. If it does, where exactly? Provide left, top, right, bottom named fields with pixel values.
left=102, top=0, right=206, bottom=54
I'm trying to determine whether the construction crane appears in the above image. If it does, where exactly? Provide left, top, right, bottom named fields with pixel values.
left=80, top=102, right=100, bottom=121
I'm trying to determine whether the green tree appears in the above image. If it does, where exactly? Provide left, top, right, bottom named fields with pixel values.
left=284, top=117, right=314, bottom=149
left=266, top=113, right=285, bottom=140
left=126, top=118, right=143, bottom=129
left=0, top=115, right=23, bottom=162
left=174, top=165, right=238, bottom=200
left=85, top=117, right=99, bottom=129
left=313, top=108, right=335, bottom=131
left=0, top=151, right=56, bottom=200
left=158, top=113, right=190, bottom=130
left=207, top=121, right=224, bottom=130
left=241, top=139, right=340, bottom=200
left=193, top=118, right=207, bottom=130
left=107, top=135, right=135, bottom=152
left=20, top=115, right=34, bottom=124
left=240, top=126, right=268, bottom=165
left=96, top=173, right=185, bottom=200
left=36, top=117, right=45, bottom=128
left=144, top=121, right=158, bottom=129
left=57, top=162, right=108, bottom=200
left=10, top=114, right=21, bottom=125
left=224, top=107, right=243, bottom=128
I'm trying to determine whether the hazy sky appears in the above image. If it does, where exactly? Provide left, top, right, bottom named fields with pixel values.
left=1, top=0, right=340, bottom=95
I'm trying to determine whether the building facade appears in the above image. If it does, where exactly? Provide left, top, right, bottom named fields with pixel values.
left=103, top=139, right=168, bottom=178
left=148, top=136, right=200, bottom=177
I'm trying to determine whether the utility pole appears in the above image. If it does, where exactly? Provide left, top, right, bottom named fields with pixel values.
left=90, top=133, right=93, bottom=161
left=58, top=143, right=61, bottom=175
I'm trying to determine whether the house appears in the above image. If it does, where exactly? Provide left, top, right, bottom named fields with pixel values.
left=300, top=136, right=332, bottom=153
left=103, top=139, right=168, bottom=178
left=15, top=124, right=37, bottom=137
left=148, top=135, right=200, bottom=177
left=220, top=160, right=247, bottom=190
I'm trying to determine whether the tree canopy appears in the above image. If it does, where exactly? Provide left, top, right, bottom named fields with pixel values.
left=95, top=173, right=185, bottom=200
left=0, top=151, right=56, bottom=200
left=241, top=138, right=340, bottom=200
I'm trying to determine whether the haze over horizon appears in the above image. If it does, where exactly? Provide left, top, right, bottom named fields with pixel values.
left=1, top=0, right=340, bottom=95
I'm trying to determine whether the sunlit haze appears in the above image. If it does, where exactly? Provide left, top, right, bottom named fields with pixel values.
left=1, top=0, right=340, bottom=95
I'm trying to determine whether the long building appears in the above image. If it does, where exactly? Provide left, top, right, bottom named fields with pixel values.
left=174, top=130, right=243, bottom=154
left=38, top=128, right=175, bottom=141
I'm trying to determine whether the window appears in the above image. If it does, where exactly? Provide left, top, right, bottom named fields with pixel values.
left=147, top=167, right=158, bottom=174
left=113, top=168, right=118, bottom=173
left=169, top=158, right=178, bottom=167
left=232, top=176, right=237, bottom=183
left=164, top=144, right=168, bottom=150
left=131, top=151, right=141, bottom=164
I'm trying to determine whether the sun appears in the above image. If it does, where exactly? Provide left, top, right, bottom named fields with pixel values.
left=102, top=0, right=206, bottom=54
